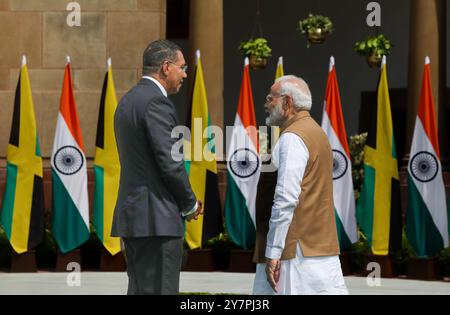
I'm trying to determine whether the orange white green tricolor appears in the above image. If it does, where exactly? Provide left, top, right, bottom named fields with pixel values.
left=225, top=57, right=261, bottom=249
left=406, top=57, right=449, bottom=257
left=51, top=57, right=89, bottom=253
left=321, top=56, right=358, bottom=250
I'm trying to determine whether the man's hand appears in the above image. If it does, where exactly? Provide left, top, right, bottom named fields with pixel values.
left=185, top=200, right=203, bottom=222
left=265, top=259, right=281, bottom=293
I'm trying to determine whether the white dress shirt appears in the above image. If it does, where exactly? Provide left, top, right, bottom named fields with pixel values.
left=265, top=132, right=309, bottom=259
left=142, top=76, right=168, bottom=97
left=253, top=131, right=348, bottom=295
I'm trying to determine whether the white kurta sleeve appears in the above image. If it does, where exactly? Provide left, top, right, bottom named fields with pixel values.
left=265, top=132, right=309, bottom=260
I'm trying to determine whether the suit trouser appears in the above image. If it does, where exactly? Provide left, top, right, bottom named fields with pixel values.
left=123, top=236, right=183, bottom=295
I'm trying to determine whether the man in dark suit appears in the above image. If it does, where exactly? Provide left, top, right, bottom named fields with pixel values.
left=112, top=40, right=202, bottom=295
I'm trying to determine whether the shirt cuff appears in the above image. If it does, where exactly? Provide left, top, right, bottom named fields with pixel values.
left=182, top=202, right=198, bottom=218
left=265, top=246, right=283, bottom=260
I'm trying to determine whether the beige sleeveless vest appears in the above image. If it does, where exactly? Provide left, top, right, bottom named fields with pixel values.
left=254, top=111, right=340, bottom=262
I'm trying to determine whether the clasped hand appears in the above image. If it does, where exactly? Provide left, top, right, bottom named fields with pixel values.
left=185, top=200, right=203, bottom=222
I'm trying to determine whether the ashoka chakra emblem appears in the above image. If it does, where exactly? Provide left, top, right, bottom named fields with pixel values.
left=229, top=148, right=260, bottom=179
left=410, top=151, right=439, bottom=183
left=54, top=145, right=84, bottom=176
left=332, top=149, right=348, bottom=180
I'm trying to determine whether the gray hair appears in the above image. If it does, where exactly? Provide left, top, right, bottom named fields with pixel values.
left=142, top=40, right=181, bottom=75
left=275, top=75, right=312, bottom=111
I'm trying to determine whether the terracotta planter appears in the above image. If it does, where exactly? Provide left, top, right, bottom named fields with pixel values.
left=407, top=257, right=442, bottom=281
left=339, top=251, right=352, bottom=276
left=366, top=54, right=382, bottom=69
left=11, top=250, right=37, bottom=273
left=99, top=249, right=126, bottom=272
left=363, top=254, right=397, bottom=278
left=227, top=249, right=256, bottom=273
left=307, top=28, right=327, bottom=44
left=182, top=248, right=214, bottom=272
left=249, top=55, right=268, bottom=70
left=55, top=249, right=81, bottom=272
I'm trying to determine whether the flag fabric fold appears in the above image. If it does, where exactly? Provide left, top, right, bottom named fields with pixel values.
left=356, top=56, right=402, bottom=256
left=51, top=58, right=90, bottom=253
left=185, top=50, right=223, bottom=249
left=224, top=58, right=261, bottom=249
left=321, top=56, right=358, bottom=250
left=0, top=56, right=45, bottom=254
left=406, top=57, right=449, bottom=257
left=272, top=57, right=284, bottom=142
left=93, top=58, right=122, bottom=255
left=275, top=56, right=284, bottom=80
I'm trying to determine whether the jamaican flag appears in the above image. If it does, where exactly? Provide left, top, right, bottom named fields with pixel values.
left=0, top=56, right=44, bottom=254
left=93, top=58, right=122, bottom=255
left=184, top=50, right=223, bottom=249
left=356, top=56, right=402, bottom=256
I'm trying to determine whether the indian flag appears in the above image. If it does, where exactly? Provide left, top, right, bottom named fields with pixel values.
left=0, top=56, right=45, bottom=254
left=51, top=57, right=90, bottom=253
left=224, top=57, right=261, bottom=249
left=93, top=58, right=122, bottom=255
left=321, top=56, right=358, bottom=250
left=406, top=56, right=449, bottom=257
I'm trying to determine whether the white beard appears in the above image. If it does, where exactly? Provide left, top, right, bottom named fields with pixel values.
left=266, top=103, right=286, bottom=127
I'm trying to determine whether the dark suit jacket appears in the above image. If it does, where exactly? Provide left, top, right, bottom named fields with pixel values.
left=111, top=78, right=196, bottom=238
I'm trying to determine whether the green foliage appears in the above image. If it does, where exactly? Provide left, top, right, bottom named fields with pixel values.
left=394, top=228, right=416, bottom=275
left=438, top=246, right=450, bottom=277
left=354, top=34, right=392, bottom=57
left=206, top=232, right=237, bottom=270
left=80, top=227, right=102, bottom=270
left=35, top=229, right=57, bottom=269
left=348, top=232, right=370, bottom=273
left=238, top=38, right=272, bottom=58
left=297, top=14, right=333, bottom=35
left=349, top=132, right=367, bottom=200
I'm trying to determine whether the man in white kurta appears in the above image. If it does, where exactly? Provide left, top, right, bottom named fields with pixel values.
left=252, top=75, right=348, bottom=295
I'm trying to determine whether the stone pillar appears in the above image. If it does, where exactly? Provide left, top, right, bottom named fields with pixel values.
left=406, top=0, right=446, bottom=159
left=189, top=0, right=224, bottom=131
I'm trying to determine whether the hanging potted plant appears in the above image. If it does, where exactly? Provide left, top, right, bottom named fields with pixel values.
left=238, top=38, right=272, bottom=70
left=354, top=34, right=392, bottom=69
left=297, top=13, right=333, bottom=46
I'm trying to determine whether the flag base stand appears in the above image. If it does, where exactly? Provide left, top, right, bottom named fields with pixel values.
left=55, top=249, right=81, bottom=272
left=10, top=250, right=37, bottom=272
left=339, top=251, right=352, bottom=276
left=99, top=249, right=126, bottom=272
left=227, top=249, right=256, bottom=273
left=407, top=257, right=442, bottom=281
left=182, top=248, right=214, bottom=272
left=364, top=254, right=397, bottom=278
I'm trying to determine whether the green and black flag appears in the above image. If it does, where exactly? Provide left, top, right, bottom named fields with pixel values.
left=0, top=56, right=44, bottom=254
left=184, top=50, right=223, bottom=249
left=356, top=56, right=402, bottom=256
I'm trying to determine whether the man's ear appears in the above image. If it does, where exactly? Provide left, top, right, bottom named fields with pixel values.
left=283, top=95, right=291, bottom=111
left=160, top=62, right=169, bottom=78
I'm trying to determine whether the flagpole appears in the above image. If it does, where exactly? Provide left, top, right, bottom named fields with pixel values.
left=329, top=56, right=335, bottom=72
left=196, top=49, right=201, bottom=65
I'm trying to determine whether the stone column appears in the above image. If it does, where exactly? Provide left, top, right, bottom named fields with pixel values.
left=406, top=0, right=446, bottom=158
left=189, top=0, right=224, bottom=131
